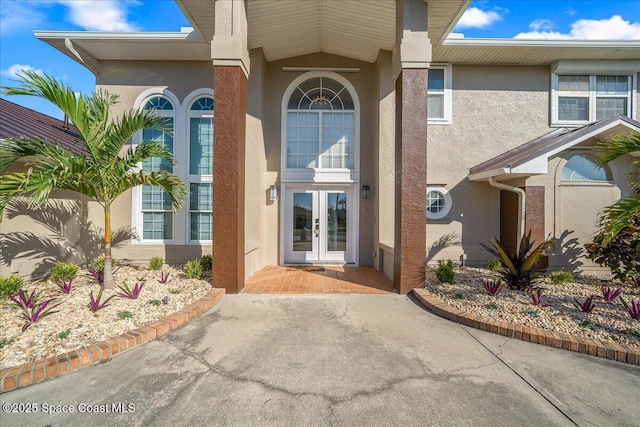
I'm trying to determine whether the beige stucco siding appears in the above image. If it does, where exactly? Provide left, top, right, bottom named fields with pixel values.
left=426, top=65, right=553, bottom=264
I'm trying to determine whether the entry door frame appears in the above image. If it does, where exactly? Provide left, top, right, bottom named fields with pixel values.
left=280, top=183, right=359, bottom=265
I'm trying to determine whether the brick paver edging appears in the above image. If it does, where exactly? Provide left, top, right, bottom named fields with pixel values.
left=413, top=288, right=640, bottom=365
left=0, top=288, right=226, bottom=393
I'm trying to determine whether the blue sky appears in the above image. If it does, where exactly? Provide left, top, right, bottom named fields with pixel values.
left=1, top=0, right=639, bottom=119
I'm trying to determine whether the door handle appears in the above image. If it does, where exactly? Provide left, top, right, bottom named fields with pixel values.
left=314, top=218, right=320, bottom=237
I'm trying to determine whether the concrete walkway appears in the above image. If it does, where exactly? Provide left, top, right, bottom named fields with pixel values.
left=2, top=294, right=638, bottom=426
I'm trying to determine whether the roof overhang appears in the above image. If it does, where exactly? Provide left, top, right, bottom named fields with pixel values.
left=434, top=38, right=640, bottom=64
left=469, top=115, right=640, bottom=182
left=34, top=30, right=212, bottom=75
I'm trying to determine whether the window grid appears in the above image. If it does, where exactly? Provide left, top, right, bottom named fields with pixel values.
left=141, top=97, right=175, bottom=241
left=287, top=77, right=354, bottom=170
left=189, top=183, right=212, bottom=241
left=426, top=191, right=445, bottom=214
left=556, top=74, right=631, bottom=123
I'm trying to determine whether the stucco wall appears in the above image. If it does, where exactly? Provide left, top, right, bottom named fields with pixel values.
left=95, top=60, right=215, bottom=264
left=263, top=52, right=377, bottom=267
left=426, top=64, right=553, bottom=265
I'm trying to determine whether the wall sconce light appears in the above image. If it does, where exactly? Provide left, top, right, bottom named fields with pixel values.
left=269, top=184, right=278, bottom=201
left=362, top=185, right=371, bottom=200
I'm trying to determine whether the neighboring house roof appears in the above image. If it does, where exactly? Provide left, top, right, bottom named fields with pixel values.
left=468, top=115, right=640, bottom=181
left=0, top=98, right=85, bottom=154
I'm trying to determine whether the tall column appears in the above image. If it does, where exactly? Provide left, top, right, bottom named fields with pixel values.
left=393, top=0, right=431, bottom=294
left=212, top=67, right=246, bottom=293
left=211, top=0, right=250, bottom=293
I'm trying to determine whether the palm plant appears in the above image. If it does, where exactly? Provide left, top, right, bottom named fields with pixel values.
left=0, top=71, right=185, bottom=288
left=594, top=131, right=640, bottom=243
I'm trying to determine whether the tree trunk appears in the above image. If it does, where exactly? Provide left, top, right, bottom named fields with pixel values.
left=103, top=204, right=115, bottom=288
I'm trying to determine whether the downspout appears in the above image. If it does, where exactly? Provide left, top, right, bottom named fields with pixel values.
left=488, top=177, right=526, bottom=251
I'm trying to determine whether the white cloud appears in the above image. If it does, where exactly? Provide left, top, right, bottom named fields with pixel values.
left=529, top=19, right=554, bottom=32
left=515, top=15, right=640, bottom=40
left=59, top=0, right=138, bottom=32
left=0, top=1, right=47, bottom=34
left=455, top=7, right=503, bottom=29
left=1, top=64, right=45, bottom=79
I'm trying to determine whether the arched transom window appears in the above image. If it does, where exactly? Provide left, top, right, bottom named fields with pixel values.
left=561, top=154, right=611, bottom=181
left=286, top=77, right=355, bottom=169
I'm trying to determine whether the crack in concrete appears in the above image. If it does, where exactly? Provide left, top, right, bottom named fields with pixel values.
left=162, top=339, right=497, bottom=406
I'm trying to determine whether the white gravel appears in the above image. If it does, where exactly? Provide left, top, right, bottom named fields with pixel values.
left=0, top=264, right=211, bottom=369
left=425, top=266, right=640, bottom=349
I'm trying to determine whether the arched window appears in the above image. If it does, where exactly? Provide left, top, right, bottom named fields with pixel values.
left=286, top=77, right=355, bottom=169
left=188, top=96, right=214, bottom=242
left=140, top=96, right=175, bottom=240
left=561, top=154, right=611, bottom=181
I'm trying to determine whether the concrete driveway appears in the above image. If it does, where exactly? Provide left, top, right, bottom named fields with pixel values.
left=1, top=294, right=638, bottom=426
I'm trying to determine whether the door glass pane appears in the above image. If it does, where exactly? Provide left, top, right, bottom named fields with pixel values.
left=326, top=192, right=347, bottom=252
left=293, top=193, right=313, bottom=252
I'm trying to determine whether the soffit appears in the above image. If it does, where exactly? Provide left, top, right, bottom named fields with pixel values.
left=34, top=32, right=212, bottom=75
left=246, top=0, right=396, bottom=63
left=175, top=0, right=215, bottom=41
left=434, top=39, right=640, bottom=64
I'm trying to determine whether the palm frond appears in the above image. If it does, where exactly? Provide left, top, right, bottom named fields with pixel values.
left=597, top=195, right=640, bottom=244
left=595, top=131, right=640, bottom=166
left=117, top=171, right=186, bottom=211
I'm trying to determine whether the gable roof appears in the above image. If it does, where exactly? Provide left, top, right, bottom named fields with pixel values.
left=468, top=115, right=640, bottom=181
left=0, top=98, right=85, bottom=154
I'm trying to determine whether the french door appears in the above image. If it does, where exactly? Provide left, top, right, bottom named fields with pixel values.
left=283, top=187, right=355, bottom=263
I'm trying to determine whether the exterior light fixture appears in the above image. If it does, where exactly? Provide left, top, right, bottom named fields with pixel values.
left=269, top=184, right=278, bottom=201
left=362, top=185, right=371, bottom=200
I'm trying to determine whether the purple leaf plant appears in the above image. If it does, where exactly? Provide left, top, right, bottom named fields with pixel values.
left=530, top=290, right=543, bottom=306
left=8, top=289, right=59, bottom=332
left=159, top=271, right=171, bottom=284
left=56, top=278, right=74, bottom=294
left=621, top=298, right=640, bottom=321
left=601, top=286, right=623, bottom=302
left=117, top=282, right=145, bottom=300
left=88, top=288, right=116, bottom=312
left=482, top=279, right=503, bottom=296
left=87, top=267, right=104, bottom=284
left=573, top=295, right=596, bottom=313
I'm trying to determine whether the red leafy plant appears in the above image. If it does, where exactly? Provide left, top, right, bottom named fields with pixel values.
left=621, top=298, right=640, bottom=321
left=601, top=286, right=623, bottom=302
left=482, top=279, right=504, bottom=296
left=117, top=282, right=145, bottom=299
left=8, top=289, right=60, bottom=332
left=87, top=267, right=104, bottom=284
left=159, top=271, right=171, bottom=284
left=530, top=290, right=543, bottom=306
left=88, top=287, right=116, bottom=312
left=573, top=295, right=596, bottom=313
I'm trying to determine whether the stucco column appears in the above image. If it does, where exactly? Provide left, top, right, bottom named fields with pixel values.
left=524, top=186, right=545, bottom=245
left=210, top=0, right=249, bottom=293
left=212, top=66, right=246, bottom=293
left=393, top=0, right=430, bottom=294
left=394, top=69, right=428, bottom=294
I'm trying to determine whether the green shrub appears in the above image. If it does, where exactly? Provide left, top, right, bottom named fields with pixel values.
left=148, top=256, right=164, bottom=271
left=0, top=275, right=23, bottom=298
left=49, top=263, right=79, bottom=281
left=200, top=254, right=212, bottom=272
left=58, top=329, right=71, bottom=340
left=584, top=214, right=639, bottom=287
left=184, top=260, right=203, bottom=279
left=435, top=260, right=455, bottom=283
left=548, top=271, right=574, bottom=285
left=481, top=230, right=553, bottom=291
left=148, top=299, right=161, bottom=306
left=117, top=311, right=133, bottom=320
left=93, top=255, right=117, bottom=273
left=487, top=258, right=502, bottom=273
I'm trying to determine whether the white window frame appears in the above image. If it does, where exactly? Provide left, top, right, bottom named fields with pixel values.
left=281, top=71, right=360, bottom=183
left=184, top=89, right=214, bottom=244
left=131, top=89, right=180, bottom=244
left=130, top=87, right=214, bottom=245
left=426, top=186, right=452, bottom=220
left=551, top=71, right=637, bottom=127
left=428, top=64, right=452, bottom=125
